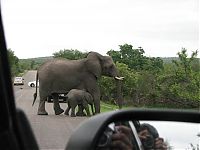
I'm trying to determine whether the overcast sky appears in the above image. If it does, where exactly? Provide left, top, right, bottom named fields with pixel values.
left=1, top=0, right=199, bottom=59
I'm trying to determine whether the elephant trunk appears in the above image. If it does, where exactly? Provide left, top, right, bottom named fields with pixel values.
left=111, top=65, right=124, bottom=81
left=114, top=70, right=124, bottom=109
left=32, top=71, right=38, bottom=106
left=116, top=79, right=123, bottom=109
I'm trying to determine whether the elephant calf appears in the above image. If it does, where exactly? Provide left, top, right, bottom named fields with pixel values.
left=64, top=89, right=94, bottom=117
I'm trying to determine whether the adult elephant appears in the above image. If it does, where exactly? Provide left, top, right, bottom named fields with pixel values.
left=32, top=52, right=124, bottom=115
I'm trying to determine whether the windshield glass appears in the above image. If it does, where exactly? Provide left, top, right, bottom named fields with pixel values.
left=1, top=0, right=199, bottom=149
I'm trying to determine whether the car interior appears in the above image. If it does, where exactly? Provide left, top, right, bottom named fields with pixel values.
left=66, top=109, right=200, bottom=150
left=0, top=9, right=39, bottom=150
left=0, top=3, right=199, bottom=150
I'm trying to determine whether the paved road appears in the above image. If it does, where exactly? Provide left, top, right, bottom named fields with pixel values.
left=13, top=70, right=88, bottom=150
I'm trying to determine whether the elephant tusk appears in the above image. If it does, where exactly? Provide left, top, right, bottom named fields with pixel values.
left=115, top=76, right=124, bottom=80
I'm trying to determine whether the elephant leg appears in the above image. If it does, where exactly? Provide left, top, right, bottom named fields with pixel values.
left=94, top=98, right=100, bottom=114
left=85, top=107, right=90, bottom=116
left=91, top=89, right=100, bottom=114
left=37, top=96, right=48, bottom=115
left=76, top=104, right=86, bottom=116
left=86, top=80, right=101, bottom=114
left=71, top=106, right=76, bottom=117
left=52, top=93, right=64, bottom=115
left=64, top=102, right=71, bottom=115
left=83, top=101, right=90, bottom=116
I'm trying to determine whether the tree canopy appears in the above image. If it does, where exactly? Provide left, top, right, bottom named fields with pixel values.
left=107, top=44, right=164, bottom=73
left=53, top=49, right=87, bottom=60
left=7, top=49, right=20, bottom=77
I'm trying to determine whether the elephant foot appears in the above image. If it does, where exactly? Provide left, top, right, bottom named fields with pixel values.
left=71, top=114, right=76, bottom=117
left=64, top=111, right=69, bottom=116
left=76, top=111, right=86, bottom=116
left=55, top=108, right=64, bottom=115
left=37, top=110, right=48, bottom=115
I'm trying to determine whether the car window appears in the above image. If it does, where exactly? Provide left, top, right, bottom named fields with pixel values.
left=1, top=0, right=199, bottom=149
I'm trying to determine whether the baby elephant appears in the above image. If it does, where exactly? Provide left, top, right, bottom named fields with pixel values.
left=64, top=89, right=94, bottom=117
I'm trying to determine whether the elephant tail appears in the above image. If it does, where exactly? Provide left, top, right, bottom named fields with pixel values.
left=32, top=71, right=38, bottom=106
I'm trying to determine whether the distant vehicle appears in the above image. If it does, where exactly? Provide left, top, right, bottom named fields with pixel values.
left=28, top=80, right=65, bottom=101
left=13, top=77, right=24, bottom=85
left=46, top=94, right=67, bottom=103
left=28, top=81, right=39, bottom=87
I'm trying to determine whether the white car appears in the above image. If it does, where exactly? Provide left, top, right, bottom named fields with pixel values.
left=28, top=81, right=39, bottom=87
left=13, top=77, right=24, bottom=85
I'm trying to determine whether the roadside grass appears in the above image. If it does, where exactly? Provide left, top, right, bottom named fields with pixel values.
left=100, top=102, right=134, bottom=113
left=86, top=101, right=120, bottom=113
left=73, top=101, right=188, bottom=115
left=100, top=102, right=119, bottom=112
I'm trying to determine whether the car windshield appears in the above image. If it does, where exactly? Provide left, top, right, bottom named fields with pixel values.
left=1, top=0, right=199, bottom=149
left=14, top=77, right=22, bottom=80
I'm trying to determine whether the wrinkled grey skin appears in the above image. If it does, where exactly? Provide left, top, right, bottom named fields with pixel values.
left=64, top=89, right=94, bottom=117
left=33, top=52, right=123, bottom=115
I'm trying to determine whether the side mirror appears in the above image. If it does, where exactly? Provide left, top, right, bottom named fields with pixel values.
left=65, top=109, right=200, bottom=150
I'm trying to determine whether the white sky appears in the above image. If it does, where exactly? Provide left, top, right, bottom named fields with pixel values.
left=1, top=0, right=199, bottom=59
left=141, top=121, right=200, bottom=149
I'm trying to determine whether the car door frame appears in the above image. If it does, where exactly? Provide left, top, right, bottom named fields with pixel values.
left=0, top=7, right=39, bottom=150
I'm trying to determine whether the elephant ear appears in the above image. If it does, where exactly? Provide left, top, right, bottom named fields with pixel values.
left=86, top=52, right=103, bottom=79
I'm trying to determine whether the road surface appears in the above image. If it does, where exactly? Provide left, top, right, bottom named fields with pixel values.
left=14, top=70, right=88, bottom=150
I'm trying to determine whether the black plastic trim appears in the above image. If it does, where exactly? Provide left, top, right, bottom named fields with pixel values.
left=65, top=108, right=200, bottom=150
left=0, top=6, right=39, bottom=150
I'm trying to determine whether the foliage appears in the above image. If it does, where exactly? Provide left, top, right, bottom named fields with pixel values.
left=106, top=46, right=199, bottom=108
left=107, top=44, right=164, bottom=73
left=19, top=57, right=52, bottom=70
left=188, top=142, right=199, bottom=150
left=100, top=101, right=119, bottom=112
left=7, top=49, right=20, bottom=77
left=159, top=49, right=200, bottom=107
left=53, top=49, right=87, bottom=60
left=107, top=44, right=146, bottom=70
left=7, top=49, right=53, bottom=77
left=9, top=45, right=199, bottom=109
left=99, top=62, right=139, bottom=105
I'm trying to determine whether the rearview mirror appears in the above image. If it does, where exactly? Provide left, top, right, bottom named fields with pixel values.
left=65, top=109, right=200, bottom=150
left=97, top=120, right=199, bottom=150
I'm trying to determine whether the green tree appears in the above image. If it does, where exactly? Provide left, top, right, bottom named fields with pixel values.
left=159, top=48, right=200, bottom=108
left=107, top=44, right=147, bottom=70
left=107, top=44, right=164, bottom=73
left=99, top=62, right=139, bottom=105
left=30, top=60, right=35, bottom=69
left=53, top=49, right=87, bottom=60
left=7, top=49, right=20, bottom=77
left=116, top=62, right=138, bottom=105
left=143, top=57, right=164, bottom=73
